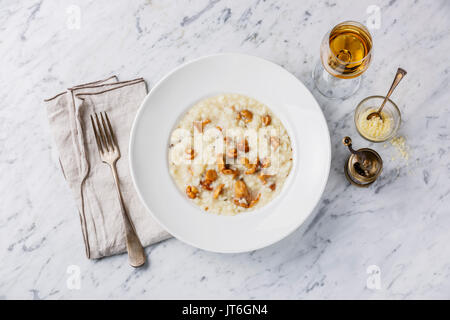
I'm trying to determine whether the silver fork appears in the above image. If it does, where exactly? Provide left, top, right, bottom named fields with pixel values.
left=90, top=112, right=145, bottom=267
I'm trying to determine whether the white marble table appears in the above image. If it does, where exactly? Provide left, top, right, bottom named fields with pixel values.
left=1, top=0, right=449, bottom=299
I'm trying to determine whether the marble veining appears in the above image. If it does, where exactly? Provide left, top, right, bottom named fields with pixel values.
left=1, top=0, right=450, bottom=299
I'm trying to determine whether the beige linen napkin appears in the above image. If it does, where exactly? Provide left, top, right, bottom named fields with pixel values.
left=45, top=76, right=171, bottom=259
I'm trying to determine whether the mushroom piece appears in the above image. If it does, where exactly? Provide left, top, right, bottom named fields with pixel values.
left=234, top=180, right=249, bottom=199
left=237, top=139, right=249, bottom=152
left=240, top=110, right=253, bottom=123
left=185, top=148, right=195, bottom=160
left=233, top=198, right=249, bottom=208
left=240, top=157, right=258, bottom=174
left=245, top=164, right=257, bottom=175
left=205, top=169, right=218, bottom=182
left=240, top=157, right=250, bottom=166
left=213, top=184, right=225, bottom=199
left=258, top=174, right=270, bottom=185
left=249, top=193, right=261, bottom=208
left=269, top=183, right=276, bottom=191
left=222, top=168, right=239, bottom=179
left=262, top=115, right=271, bottom=126
left=186, top=186, right=199, bottom=199
left=200, top=179, right=213, bottom=191
left=233, top=180, right=261, bottom=209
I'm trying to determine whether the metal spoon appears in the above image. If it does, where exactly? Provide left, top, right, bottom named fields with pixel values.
left=366, top=68, right=407, bottom=121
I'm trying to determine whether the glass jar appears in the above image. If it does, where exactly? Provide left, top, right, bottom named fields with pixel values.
left=354, top=95, right=401, bottom=142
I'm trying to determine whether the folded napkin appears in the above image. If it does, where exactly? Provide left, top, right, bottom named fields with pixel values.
left=45, top=76, right=171, bottom=259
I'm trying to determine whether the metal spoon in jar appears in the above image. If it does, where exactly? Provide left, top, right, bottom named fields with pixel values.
left=366, top=68, right=407, bottom=121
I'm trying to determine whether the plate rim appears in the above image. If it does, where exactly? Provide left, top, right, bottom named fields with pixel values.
left=129, top=52, right=331, bottom=253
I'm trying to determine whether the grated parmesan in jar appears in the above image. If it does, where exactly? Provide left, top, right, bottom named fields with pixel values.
left=357, top=108, right=393, bottom=141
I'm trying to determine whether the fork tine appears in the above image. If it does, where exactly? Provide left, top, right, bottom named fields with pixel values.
left=90, top=115, right=103, bottom=154
left=95, top=113, right=109, bottom=152
left=100, top=112, right=114, bottom=151
left=104, top=112, right=117, bottom=149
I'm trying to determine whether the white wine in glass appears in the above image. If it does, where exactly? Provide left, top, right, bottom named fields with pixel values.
left=313, top=21, right=373, bottom=99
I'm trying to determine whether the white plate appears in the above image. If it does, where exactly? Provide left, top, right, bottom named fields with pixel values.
left=129, top=53, right=330, bottom=253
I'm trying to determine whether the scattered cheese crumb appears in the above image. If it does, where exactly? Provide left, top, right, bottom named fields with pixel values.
left=390, top=136, right=410, bottom=162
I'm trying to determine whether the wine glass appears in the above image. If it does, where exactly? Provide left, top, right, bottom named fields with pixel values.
left=312, top=21, right=373, bottom=99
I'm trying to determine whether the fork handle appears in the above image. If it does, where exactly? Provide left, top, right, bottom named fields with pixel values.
left=110, top=162, right=146, bottom=267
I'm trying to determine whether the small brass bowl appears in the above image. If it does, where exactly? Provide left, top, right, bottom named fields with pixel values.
left=345, top=149, right=383, bottom=187
left=342, top=137, right=383, bottom=187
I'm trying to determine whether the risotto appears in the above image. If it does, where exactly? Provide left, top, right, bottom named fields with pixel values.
left=168, top=94, right=293, bottom=215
